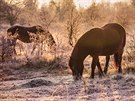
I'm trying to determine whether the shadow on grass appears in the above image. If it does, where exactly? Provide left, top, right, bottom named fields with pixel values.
left=21, top=57, right=68, bottom=71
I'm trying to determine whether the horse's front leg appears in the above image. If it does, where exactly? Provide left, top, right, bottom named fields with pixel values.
left=78, top=62, right=84, bottom=79
left=91, top=56, right=98, bottom=79
left=104, top=55, right=110, bottom=74
left=31, top=43, right=37, bottom=54
left=97, top=59, right=103, bottom=78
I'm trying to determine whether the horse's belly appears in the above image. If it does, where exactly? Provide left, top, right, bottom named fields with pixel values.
left=99, top=48, right=118, bottom=56
left=18, top=35, right=31, bottom=43
left=87, top=43, right=120, bottom=56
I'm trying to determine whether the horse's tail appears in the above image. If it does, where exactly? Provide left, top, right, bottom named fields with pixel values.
left=48, top=33, right=56, bottom=47
left=114, top=53, right=119, bottom=68
left=122, top=32, right=126, bottom=48
left=46, top=31, right=56, bottom=51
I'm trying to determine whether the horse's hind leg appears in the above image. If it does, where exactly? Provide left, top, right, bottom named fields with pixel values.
left=114, top=53, right=119, bottom=68
left=13, top=47, right=17, bottom=55
left=115, top=51, right=123, bottom=73
left=117, top=53, right=123, bottom=73
left=104, top=55, right=110, bottom=74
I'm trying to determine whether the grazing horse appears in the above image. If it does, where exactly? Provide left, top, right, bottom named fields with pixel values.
left=69, top=23, right=126, bottom=80
left=7, top=25, right=56, bottom=54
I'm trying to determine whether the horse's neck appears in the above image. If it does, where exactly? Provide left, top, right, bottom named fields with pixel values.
left=71, top=46, right=81, bottom=61
left=71, top=45, right=88, bottom=62
left=26, top=26, right=36, bottom=33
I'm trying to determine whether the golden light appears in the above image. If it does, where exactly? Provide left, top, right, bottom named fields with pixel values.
left=74, top=0, right=130, bottom=9
left=74, top=0, right=92, bottom=9
left=38, top=0, right=51, bottom=8
left=37, top=0, right=131, bottom=9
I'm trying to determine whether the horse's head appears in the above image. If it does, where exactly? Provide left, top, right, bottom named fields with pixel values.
left=35, top=25, right=44, bottom=33
left=6, top=26, right=19, bottom=48
left=69, top=57, right=82, bottom=81
left=7, top=26, right=19, bottom=36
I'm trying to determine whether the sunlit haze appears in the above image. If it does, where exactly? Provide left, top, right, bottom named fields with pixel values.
left=38, top=0, right=51, bottom=8
left=38, top=0, right=131, bottom=9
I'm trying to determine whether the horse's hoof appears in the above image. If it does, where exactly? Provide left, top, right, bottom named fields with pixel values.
left=99, top=75, right=102, bottom=78
left=118, top=70, right=122, bottom=74
left=73, top=76, right=82, bottom=81
left=90, top=76, right=94, bottom=79
left=103, top=73, right=108, bottom=77
left=104, top=71, right=107, bottom=75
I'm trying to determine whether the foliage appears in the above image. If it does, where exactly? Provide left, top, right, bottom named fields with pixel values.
left=65, top=0, right=81, bottom=46
left=83, top=2, right=100, bottom=26
left=114, top=3, right=135, bottom=27
left=131, top=0, right=135, bottom=6
left=0, top=0, right=22, bottom=25
left=0, top=0, right=135, bottom=69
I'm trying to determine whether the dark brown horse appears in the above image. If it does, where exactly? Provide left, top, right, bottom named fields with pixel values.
left=69, top=23, right=126, bottom=80
left=7, top=25, right=44, bottom=43
left=7, top=25, right=56, bottom=54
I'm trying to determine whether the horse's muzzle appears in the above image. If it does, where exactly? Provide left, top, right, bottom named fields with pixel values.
left=7, top=32, right=12, bottom=36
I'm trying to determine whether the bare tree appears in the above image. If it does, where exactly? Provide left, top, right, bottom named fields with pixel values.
left=84, top=2, right=100, bottom=26
left=0, top=36, right=15, bottom=62
left=114, top=3, right=134, bottom=27
left=0, top=0, right=22, bottom=25
left=39, top=0, right=59, bottom=27
left=18, top=0, right=38, bottom=25
left=131, top=0, right=135, bottom=6
left=65, top=2, right=81, bottom=46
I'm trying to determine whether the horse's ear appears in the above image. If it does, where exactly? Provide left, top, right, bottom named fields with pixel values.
left=13, top=26, right=19, bottom=34
left=15, top=28, right=19, bottom=37
left=15, top=28, right=19, bottom=32
left=36, top=25, right=42, bottom=30
left=36, top=25, right=44, bottom=32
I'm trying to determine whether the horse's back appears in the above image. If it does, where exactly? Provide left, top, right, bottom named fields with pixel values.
left=76, top=23, right=126, bottom=55
left=78, top=28, right=120, bottom=47
left=102, top=23, right=125, bottom=33
left=102, top=23, right=126, bottom=48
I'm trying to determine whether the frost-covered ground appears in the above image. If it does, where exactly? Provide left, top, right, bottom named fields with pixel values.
left=0, top=26, right=135, bottom=101
left=0, top=64, right=135, bottom=101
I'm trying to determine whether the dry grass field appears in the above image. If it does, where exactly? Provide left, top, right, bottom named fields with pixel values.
left=0, top=0, right=135, bottom=100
